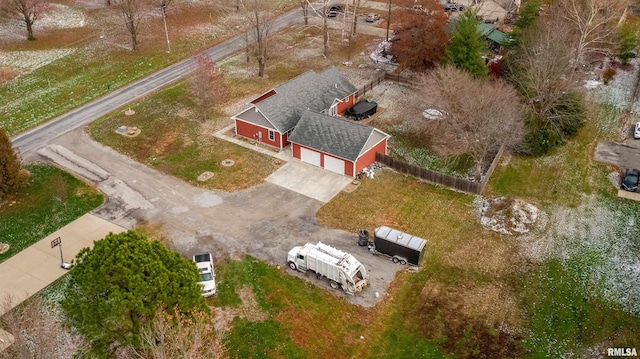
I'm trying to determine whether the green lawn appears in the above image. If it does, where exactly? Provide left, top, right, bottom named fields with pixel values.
left=88, top=81, right=278, bottom=192
left=0, top=165, right=103, bottom=263
left=214, top=256, right=371, bottom=359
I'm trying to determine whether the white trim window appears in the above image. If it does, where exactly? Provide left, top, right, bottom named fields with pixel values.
left=268, top=130, right=275, bottom=141
left=329, top=105, right=337, bottom=116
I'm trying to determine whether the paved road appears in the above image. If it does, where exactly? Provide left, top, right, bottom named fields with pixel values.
left=12, top=8, right=304, bottom=160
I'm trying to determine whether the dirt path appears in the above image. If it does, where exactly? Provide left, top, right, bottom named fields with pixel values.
left=38, top=128, right=402, bottom=307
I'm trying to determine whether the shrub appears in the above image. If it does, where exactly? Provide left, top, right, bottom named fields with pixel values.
left=520, top=92, right=586, bottom=155
left=602, top=67, right=616, bottom=85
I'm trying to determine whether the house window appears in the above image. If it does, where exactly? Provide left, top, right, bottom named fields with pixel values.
left=268, top=130, right=275, bottom=141
left=329, top=105, right=337, bottom=116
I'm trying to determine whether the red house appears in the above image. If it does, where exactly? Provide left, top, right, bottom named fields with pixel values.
left=288, top=110, right=390, bottom=177
left=231, top=67, right=357, bottom=150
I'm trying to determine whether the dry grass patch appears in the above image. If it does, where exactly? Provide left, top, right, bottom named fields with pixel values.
left=274, top=301, right=371, bottom=359
left=441, top=234, right=518, bottom=277
left=456, top=282, right=525, bottom=329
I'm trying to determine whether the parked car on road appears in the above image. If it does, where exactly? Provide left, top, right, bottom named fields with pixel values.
left=193, top=253, right=216, bottom=297
left=327, top=5, right=342, bottom=17
left=634, top=121, right=640, bottom=139
left=366, top=13, right=381, bottom=22
left=622, top=169, right=640, bottom=192
left=444, top=2, right=464, bottom=11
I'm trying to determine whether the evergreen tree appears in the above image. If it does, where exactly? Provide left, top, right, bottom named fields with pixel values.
left=0, top=128, right=28, bottom=199
left=444, top=9, right=488, bottom=78
left=61, top=230, right=207, bottom=357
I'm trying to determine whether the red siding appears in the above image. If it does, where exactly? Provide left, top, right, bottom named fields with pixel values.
left=292, top=143, right=301, bottom=159
left=336, top=93, right=356, bottom=115
left=235, top=119, right=283, bottom=149
left=250, top=89, right=277, bottom=104
left=355, top=137, right=388, bottom=174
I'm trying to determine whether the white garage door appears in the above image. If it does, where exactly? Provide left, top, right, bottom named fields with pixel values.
left=300, top=147, right=321, bottom=167
left=323, top=155, right=345, bottom=175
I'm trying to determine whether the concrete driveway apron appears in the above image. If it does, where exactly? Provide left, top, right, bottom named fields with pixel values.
left=266, top=161, right=352, bottom=203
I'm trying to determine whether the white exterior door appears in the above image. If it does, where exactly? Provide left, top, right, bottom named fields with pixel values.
left=300, top=147, right=321, bottom=167
left=323, top=155, right=345, bottom=175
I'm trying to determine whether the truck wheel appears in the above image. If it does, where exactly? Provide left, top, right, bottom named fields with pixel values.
left=392, top=257, right=399, bottom=263
left=399, top=259, right=407, bottom=265
left=288, top=261, right=297, bottom=271
left=329, top=280, right=340, bottom=289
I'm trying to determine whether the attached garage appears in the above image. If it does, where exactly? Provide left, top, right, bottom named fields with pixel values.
left=300, top=147, right=321, bottom=167
left=288, top=110, right=390, bottom=178
left=323, top=155, right=346, bottom=175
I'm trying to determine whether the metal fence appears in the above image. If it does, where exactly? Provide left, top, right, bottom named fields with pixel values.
left=356, top=72, right=386, bottom=99
left=376, top=144, right=505, bottom=195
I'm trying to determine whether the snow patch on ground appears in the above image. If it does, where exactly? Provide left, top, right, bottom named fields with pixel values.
left=474, top=196, right=542, bottom=235
left=38, top=4, right=86, bottom=29
left=369, top=40, right=396, bottom=65
left=595, top=59, right=640, bottom=111
left=583, top=79, right=602, bottom=89
left=518, top=197, right=640, bottom=316
left=0, top=49, right=76, bottom=71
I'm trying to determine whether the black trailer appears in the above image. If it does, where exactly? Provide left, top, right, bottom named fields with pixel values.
left=372, top=226, right=426, bottom=265
left=345, top=100, right=378, bottom=121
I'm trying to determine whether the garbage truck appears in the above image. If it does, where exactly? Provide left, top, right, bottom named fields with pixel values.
left=287, top=242, right=369, bottom=295
left=371, top=226, right=427, bottom=266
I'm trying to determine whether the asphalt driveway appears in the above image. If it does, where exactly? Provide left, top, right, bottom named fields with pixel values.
left=33, top=128, right=402, bottom=307
left=594, top=137, right=640, bottom=170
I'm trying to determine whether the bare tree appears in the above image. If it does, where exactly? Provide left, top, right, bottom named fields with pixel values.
left=559, top=0, right=629, bottom=67
left=115, top=0, right=146, bottom=50
left=121, top=307, right=225, bottom=359
left=189, top=53, right=228, bottom=122
left=503, top=13, right=588, bottom=154
left=421, top=66, right=524, bottom=180
left=243, top=0, right=276, bottom=77
left=504, top=15, right=578, bottom=127
left=350, top=0, right=361, bottom=39
left=1, top=0, right=49, bottom=40
left=322, top=0, right=329, bottom=56
left=299, top=0, right=310, bottom=25
left=0, top=295, right=84, bottom=359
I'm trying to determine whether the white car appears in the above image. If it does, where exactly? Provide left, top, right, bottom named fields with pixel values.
left=193, top=253, right=216, bottom=297
left=634, top=121, right=640, bottom=139
left=366, top=13, right=380, bottom=22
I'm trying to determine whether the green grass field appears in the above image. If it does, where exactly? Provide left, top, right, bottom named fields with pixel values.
left=0, top=165, right=103, bottom=263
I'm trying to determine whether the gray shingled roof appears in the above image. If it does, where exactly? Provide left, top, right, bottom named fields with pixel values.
left=252, top=67, right=357, bottom=133
left=288, top=110, right=387, bottom=162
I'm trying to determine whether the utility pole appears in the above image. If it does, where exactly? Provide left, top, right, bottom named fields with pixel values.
left=386, top=0, right=392, bottom=41
left=161, top=5, right=171, bottom=53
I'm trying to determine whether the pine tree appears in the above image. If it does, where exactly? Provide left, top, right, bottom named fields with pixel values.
left=0, top=128, right=28, bottom=199
left=61, top=230, right=207, bottom=356
left=444, top=9, right=488, bottom=78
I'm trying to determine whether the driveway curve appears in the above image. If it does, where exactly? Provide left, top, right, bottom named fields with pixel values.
left=40, top=128, right=402, bottom=307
